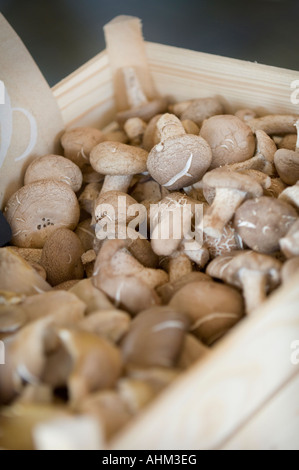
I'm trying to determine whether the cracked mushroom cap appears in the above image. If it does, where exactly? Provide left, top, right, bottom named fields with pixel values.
left=4, top=181, right=80, bottom=248
left=121, top=306, right=189, bottom=368
left=180, top=97, right=224, bottom=126
left=61, top=127, right=105, bottom=169
left=203, top=168, right=263, bottom=199
left=147, top=134, right=212, bottom=190
left=90, top=141, right=148, bottom=175
left=169, top=281, right=244, bottom=345
left=207, top=251, right=282, bottom=291
left=24, top=155, right=83, bottom=193
left=274, top=149, right=299, bottom=186
left=200, top=115, right=256, bottom=169
left=234, top=196, right=298, bottom=253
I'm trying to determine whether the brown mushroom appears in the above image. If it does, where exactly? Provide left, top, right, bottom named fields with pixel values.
left=61, top=127, right=105, bottom=169
left=204, top=221, right=243, bottom=258
left=235, top=108, right=257, bottom=122
left=0, top=248, right=51, bottom=296
left=24, top=155, right=83, bottom=193
left=274, top=151, right=299, bottom=186
left=69, top=278, right=114, bottom=314
left=181, top=119, right=200, bottom=135
left=279, top=183, right=299, bottom=210
left=75, top=218, right=95, bottom=252
left=142, top=114, right=162, bottom=151
left=280, top=219, right=299, bottom=258
left=207, top=251, right=282, bottom=314
left=200, top=115, right=256, bottom=169
left=147, top=113, right=212, bottom=190
left=234, top=196, right=298, bottom=253
left=277, top=134, right=296, bottom=151
left=248, top=115, right=298, bottom=135
left=177, top=334, right=210, bottom=369
left=41, top=228, right=84, bottom=286
left=202, top=169, right=263, bottom=238
left=79, top=309, right=131, bottom=343
left=4, top=180, right=80, bottom=248
left=57, top=329, right=123, bottom=404
left=124, top=117, right=147, bottom=146
left=281, top=257, right=299, bottom=284
left=93, top=190, right=139, bottom=226
left=169, top=281, right=244, bottom=345
left=156, top=271, right=211, bottom=304
left=78, top=182, right=102, bottom=215
left=180, top=97, right=224, bottom=126
left=121, top=306, right=189, bottom=368
left=117, top=378, right=157, bottom=414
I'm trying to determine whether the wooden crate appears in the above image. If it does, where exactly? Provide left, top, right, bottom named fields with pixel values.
left=52, top=43, right=299, bottom=450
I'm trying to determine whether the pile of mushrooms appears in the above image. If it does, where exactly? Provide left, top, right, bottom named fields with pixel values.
left=1, top=87, right=299, bottom=449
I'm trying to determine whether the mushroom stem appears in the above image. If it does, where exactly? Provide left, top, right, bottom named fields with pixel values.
left=239, top=268, right=268, bottom=314
left=168, top=253, right=192, bottom=283
left=122, top=67, right=148, bottom=109
left=203, top=188, right=246, bottom=238
left=156, top=114, right=186, bottom=141
left=101, top=175, right=132, bottom=194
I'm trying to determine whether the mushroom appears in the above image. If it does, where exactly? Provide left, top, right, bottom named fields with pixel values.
left=277, top=134, right=296, bottom=151
left=121, top=306, right=189, bottom=368
left=142, top=114, right=162, bottom=151
left=147, top=113, right=212, bottom=190
left=41, top=228, right=84, bottom=286
left=203, top=221, right=243, bottom=258
left=9, top=247, right=42, bottom=265
left=115, top=67, right=168, bottom=125
left=281, top=257, right=299, bottom=284
left=280, top=219, right=299, bottom=258
left=78, top=391, right=130, bottom=440
left=57, top=329, right=123, bottom=404
left=180, top=97, right=224, bottom=126
left=169, top=281, right=244, bottom=345
left=274, top=151, right=299, bottom=185
left=24, top=155, right=83, bottom=193
left=82, top=165, right=104, bottom=184
left=0, top=248, right=51, bottom=296
left=207, top=251, right=282, bottom=314
left=124, top=117, right=147, bottom=146
left=75, top=218, right=95, bottom=252
left=177, top=334, right=210, bottom=369
left=78, top=182, right=102, bottom=215
left=248, top=115, right=299, bottom=135
left=93, top=190, right=139, bottom=227
left=117, top=378, right=157, bottom=414
left=156, top=271, right=211, bottom=304
left=181, top=119, right=200, bottom=135
left=202, top=169, right=263, bottom=238
left=92, top=239, right=162, bottom=314
left=4, top=180, right=80, bottom=248
left=264, top=178, right=287, bottom=198
left=90, top=141, right=148, bottom=194
left=79, top=309, right=131, bottom=343
left=279, top=183, right=299, bottom=210
left=81, top=249, right=97, bottom=278
left=61, top=127, right=105, bottom=169
left=234, top=196, right=298, bottom=253
left=200, top=114, right=256, bottom=169
left=168, top=99, right=194, bottom=117
left=69, top=278, right=114, bottom=314
left=235, top=108, right=257, bottom=122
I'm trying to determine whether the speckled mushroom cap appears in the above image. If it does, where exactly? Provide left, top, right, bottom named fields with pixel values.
left=4, top=181, right=80, bottom=248
left=203, top=169, right=263, bottom=198
left=274, top=149, right=299, bottom=186
left=207, top=250, right=282, bottom=290
left=147, top=135, right=212, bottom=191
left=24, top=155, right=83, bottom=193
left=169, top=281, right=244, bottom=345
left=61, top=127, right=105, bottom=168
left=180, top=97, right=224, bottom=126
left=234, top=196, right=298, bottom=253
left=90, top=141, right=148, bottom=175
left=200, top=115, right=256, bottom=169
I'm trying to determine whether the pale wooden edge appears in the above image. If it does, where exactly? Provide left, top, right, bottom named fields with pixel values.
left=52, top=41, right=299, bottom=129
left=110, top=274, right=299, bottom=450
left=220, top=373, right=299, bottom=450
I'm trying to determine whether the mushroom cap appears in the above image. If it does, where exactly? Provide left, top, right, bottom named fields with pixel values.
left=274, top=149, right=299, bottom=186
left=121, top=306, right=189, bottom=368
left=147, top=134, right=212, bottom=190
left=204, top=221, right=243, bottom=258
left=169, top=281, right=244, bottom=345
left=157, top=271, right=211, bottom=304
left=41, top=228, right=84, bottom=286
left=234, top=196, right=298, bottom=253
left=90, top=141, right=148, bottom=175
left=180, top=97, right=224, bottom=126
left=200, top=115, right=256, bottom=169
left=207, top=251, right=282, bottom=290
left=277, top=134, right=296, bottom=151
left=69, top=278, right=114, bottom=314
left=79, top=309, right=131, bottom=343
left=93, top=190, right=138, bottom=225
left=75, top=219, right=95, bottom=252
left=61, top=127, right=105, bottom=168
left=116, top=98, right=168, bottom=126
left=279, top=184, right=299, bottom=210
left=203, top=169, right=263, bottom=198
left=4, top=181, right=80, bottom=248
left=24, top=155, right=83, bottom=193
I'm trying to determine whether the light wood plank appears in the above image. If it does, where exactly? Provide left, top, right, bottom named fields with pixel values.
left=220, top=374, right=299, bottom=450
left=110, top=275, right=299, bottom=450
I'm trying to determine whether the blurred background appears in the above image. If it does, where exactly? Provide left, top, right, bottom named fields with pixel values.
left=0, top=0, right=298, bottom=87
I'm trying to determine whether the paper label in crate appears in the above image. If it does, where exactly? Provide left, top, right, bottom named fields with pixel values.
left=0, top=14, right=64, bottom=209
